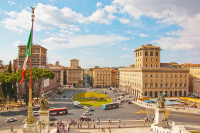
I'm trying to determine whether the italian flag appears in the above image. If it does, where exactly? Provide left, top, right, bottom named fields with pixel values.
left=20, top=28, right=32, bottom=84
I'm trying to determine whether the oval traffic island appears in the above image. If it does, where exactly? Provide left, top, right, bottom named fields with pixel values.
left=72, top=92, right=112, bottom=106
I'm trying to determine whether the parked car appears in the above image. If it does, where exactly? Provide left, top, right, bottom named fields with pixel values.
left=49, top=116, right=57, bottom=121
left=5, top=117, right=17, bottom=123
left=79, top=116, right=91, bottom=121
left=83, top=111, right=93, bottom=116
left=87, top=107, right=95, bottom=111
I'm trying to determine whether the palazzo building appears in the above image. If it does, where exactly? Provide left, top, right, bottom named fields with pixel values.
left=17, top=44, right=47, bottom=69
left=119, top=44, right=189, bottom=98
left=60, top=59, right=84, bottom=88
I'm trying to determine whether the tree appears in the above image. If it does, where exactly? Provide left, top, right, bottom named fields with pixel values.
left=15, top=68, right=55, bottom=104
left=0, top=72, right=12, bottom=106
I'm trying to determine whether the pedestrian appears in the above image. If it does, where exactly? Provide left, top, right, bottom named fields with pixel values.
left=123, top=123, right=125, bottom=127
left=11, top=126, right=13, bottom=132
left=93, top=124, right=95, bottom=129
left=108, top=127, right=111, bottom=133
left=119, top=119, right=121, bottom=123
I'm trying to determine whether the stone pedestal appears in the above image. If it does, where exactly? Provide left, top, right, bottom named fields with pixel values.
left=155, top=108, right=166, bottom=125
left=22, top=124, right=38, bottom=133
left=39, top=110, right=50, bottom=129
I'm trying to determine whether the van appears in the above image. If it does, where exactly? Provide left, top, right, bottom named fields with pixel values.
left=74, top=101, right=81, bottom=108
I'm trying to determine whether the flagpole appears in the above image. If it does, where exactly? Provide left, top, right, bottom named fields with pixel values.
left=26, top=7, right=36, bottom=125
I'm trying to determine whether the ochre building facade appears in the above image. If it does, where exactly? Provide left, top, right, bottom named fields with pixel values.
left=119, top=44, right=189, bottom=98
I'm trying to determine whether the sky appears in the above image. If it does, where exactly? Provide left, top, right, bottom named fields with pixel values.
left=0, top=0, right=200, bottom=68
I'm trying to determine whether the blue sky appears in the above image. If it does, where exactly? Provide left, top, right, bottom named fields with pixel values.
left=0, top=0, right=200, bottom=68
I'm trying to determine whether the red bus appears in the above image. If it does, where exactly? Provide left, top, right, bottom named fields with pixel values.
left=50, top=108, right=68, bottom=116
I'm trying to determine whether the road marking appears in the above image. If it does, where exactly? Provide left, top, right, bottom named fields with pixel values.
left=170, top=113, right=200, bottom=119
left=134, top=109, right=154, bottom=114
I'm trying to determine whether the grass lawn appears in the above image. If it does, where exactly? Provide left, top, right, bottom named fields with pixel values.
left=73, top=92, right=112, bottom=106
left=190, top=131, right=200, bottom=133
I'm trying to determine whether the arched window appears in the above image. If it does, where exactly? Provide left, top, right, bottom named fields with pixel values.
left=155, top=51, right=158, bottom=56
left=136, top=53, right=137, bottom=57
left=150, top=51, right=153, bottom=56
left=145, top=51, right=148, bottom=56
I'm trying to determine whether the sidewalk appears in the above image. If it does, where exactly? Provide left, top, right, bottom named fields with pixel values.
left=0, top=127, right=153, bottom=133
left=132, top=100, right=200, bottom=114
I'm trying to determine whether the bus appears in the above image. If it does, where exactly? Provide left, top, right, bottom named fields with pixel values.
left=50, top=108, right=68, bottom=116
left=102, top=103, right=119, bottom=110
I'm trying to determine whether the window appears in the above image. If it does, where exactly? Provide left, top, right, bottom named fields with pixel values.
left=184, top=84, right=187, bottom=87
left=151, top=59, right=152, bottom=62
left=150, top=91, right=153, bottom=97
left=146, top=64, right=148, bottom=67
left=146, top=59, right=147, bottom=62
left=175, top=91, right=177, bottom=96
left=151, top=64, right=152, bottom=67
left=150, top=51, right=153, bottom=56
left=170, top=91, right=173, bottom=97
left=180, top=75, right=182, bottom=78
left=155, top=91, right=158, bottom=97
left=145, top=91, right=147, bottom=96
left=160, top=84, right=163, bottom=88
left=150, top=74, right=153, bottom=78
left=145, top=83, right=148, bottom=88
left=166, top=74, right=168, bottom=77
left=145, top=51, right=148, bottom=56
left=155, top=51, right=158, bottom=56
left=165, top=84, right=168, bottom=88
left=150, top=83, right=153, bottom=88
left=175, top=75, right=177, bottom=78
left=180, top=84, right=182, bottom=87
left=155, top=83, right=158, bottom=88
left=175, top=84, right=177, bottom=87
left=145, top=74, right=148, bottom=77
left=156, top=59, right=158, bottom=62
left=161, top=74, right=163, bottom=78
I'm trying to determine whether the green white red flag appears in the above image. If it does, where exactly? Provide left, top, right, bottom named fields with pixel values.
left=20, top=28, right=32, bottom=84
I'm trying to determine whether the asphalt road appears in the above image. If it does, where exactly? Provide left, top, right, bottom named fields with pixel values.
left=0, top=88, right=200, bottom=131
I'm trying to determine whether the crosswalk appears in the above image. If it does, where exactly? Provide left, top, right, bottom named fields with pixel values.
left=134, top=109, right=155, bottom=114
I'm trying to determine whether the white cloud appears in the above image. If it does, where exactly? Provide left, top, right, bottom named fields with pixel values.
left=187, top=57, right=200, bottom=64
left=13, top=40, right=23, bottom=47
left=89, top=9, right=116, bottom=24
left=120, top=54, right=134, bottom=58
left=1, top=3, right=119, bottom=33
left=8, top=1, right=15, bottom=6
left=122, top=47, right=132, bottom=51
left=139, top=33, right=149, bottom=37
left=96, top=2, right=102, bottom=7
left=113, top=0, right=200, bottom=52
left=42, top=34, right=129, bottom=50
left=119, top=18, right=130, bottom=24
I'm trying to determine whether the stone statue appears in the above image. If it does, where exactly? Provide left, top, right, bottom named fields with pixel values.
left=40, top=93, right=49, bottom=111
left=157, top=93, right=166, bottom=109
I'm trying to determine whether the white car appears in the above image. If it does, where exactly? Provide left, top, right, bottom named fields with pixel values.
left=5, top=117, right=17, bottom=123
left=33, top=111, right=39, bottom=116
left=87, top=107, right=95, bottom=111
left=83, top=111, right=93, bottom=116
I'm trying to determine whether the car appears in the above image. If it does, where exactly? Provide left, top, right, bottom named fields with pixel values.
left=83, top=111, right=93, bottom=116
left=5, top=117, right=17, bottom=123
left=87, top=107, right=95, bottom=111
left=33, top=111, right=39, bottom=116
left=49, top=116, right=57, bottom=121
left=83, top=106, right=89, bottom=110
left=79, top=116, right=91, bottom=121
